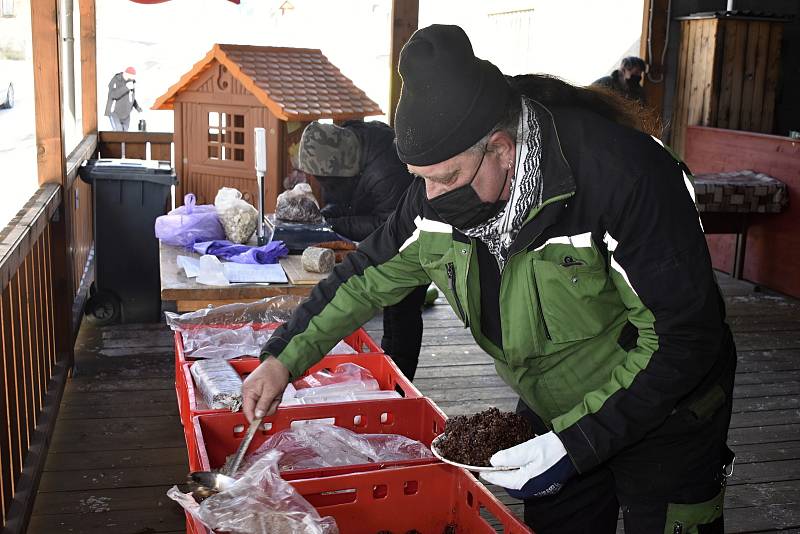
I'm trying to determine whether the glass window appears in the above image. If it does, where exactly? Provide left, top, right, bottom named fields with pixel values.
left=207, top=110, right=245, bottom=163
left=0, top=0, right=38, bottom=228
left=1, top=0, right=14, bottom=17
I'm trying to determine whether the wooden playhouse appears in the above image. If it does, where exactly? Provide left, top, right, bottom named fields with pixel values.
left=152, top=43, right=382, bottom=210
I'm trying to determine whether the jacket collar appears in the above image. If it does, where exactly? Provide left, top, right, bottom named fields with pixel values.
left=506, top=101, right=575, bottom=256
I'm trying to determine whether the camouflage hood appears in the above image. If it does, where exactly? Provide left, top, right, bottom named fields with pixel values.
left=298, top=122, right=362, bottom=177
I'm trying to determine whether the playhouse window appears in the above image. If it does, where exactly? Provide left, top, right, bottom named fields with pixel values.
left=208, top=111, right=245, bottom=162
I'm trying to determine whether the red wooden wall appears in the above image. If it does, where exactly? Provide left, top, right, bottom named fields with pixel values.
left=684, top=126, right=800, bottom=298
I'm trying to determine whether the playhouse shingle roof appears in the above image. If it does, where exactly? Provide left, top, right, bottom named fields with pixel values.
left=153, top=44, right=382, bottom=121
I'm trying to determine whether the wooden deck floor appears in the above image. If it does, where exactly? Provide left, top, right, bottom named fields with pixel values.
left=28, top=273, right=800, bottom=533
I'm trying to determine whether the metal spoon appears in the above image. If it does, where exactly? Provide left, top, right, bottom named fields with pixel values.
left=188, top=416, right=263, bottom=498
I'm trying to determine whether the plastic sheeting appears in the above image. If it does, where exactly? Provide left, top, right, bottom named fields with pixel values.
left=236, top=423, right=433, bottom=475
left=280, top=363, right=398, bottom=406
left=168, top=450, right=338, bottom=534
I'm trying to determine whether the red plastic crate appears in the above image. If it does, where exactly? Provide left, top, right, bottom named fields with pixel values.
left=178, top=353, right=423, bottom=462
left=184, top=352, right=421, bottom=417
left=185, top=463, right=532, bottom=534
left=174, top=323, right=383, bottom=427
left=189, top=397, right=446, bottom=476
left=174, top=322, right=381, bottom=368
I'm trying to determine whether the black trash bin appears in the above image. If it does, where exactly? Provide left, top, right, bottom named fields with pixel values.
left=79, top=158, right=176, bottom=325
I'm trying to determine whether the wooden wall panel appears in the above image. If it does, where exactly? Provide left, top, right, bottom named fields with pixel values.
left=685, top=126, right=800, bottom=298
left=672, top=17, right=785, bottom=157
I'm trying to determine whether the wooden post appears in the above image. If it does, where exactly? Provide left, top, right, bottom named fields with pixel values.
left=80, top=0, right=97, bottom=136
left=388, top=0, right=418, bottom=126
left=639, top=0, right=669, bottom=123
left=30, top=0, right=73, bottom=368
left=32, top=0, right=65, bottom=187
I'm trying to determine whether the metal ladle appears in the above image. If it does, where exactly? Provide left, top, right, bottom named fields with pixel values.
left=188, top=416, right=263, bottom=499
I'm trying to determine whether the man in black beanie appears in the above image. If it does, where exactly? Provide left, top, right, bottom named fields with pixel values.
left=243, top=24, right=735, bottom=534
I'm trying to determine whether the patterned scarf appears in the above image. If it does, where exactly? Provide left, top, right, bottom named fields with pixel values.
left=462, top=96, right=543, bottom=270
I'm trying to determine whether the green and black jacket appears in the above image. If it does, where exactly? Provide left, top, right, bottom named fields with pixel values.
left=262, top=100, right=734, bottom=474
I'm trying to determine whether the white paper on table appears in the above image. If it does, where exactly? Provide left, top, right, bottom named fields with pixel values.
left=177, top=255, right=201, bottom=278
left=222, top=262, right=288, bottom=284
left=197, top=255, right=230, bottom=286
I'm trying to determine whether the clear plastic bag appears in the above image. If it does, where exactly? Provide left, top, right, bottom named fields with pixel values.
left=237, top=423, right=433, bottom=475
left=165, top=297, right=302, bottom=360
left=155, top=193, right=226, bottom=248
left=276, top=183, right=323, bottom=223
left=168, top=450, right=338, bottom=534
left=215, top=187, right=259, bottom=244
left=182, top=325, right=274, bottom=360
left=280, top=363, right=399, bottom=406
left=190, top=359, right=243, bottom=410
left=279, top=389, right=400, bottom=406
left=293, top=363, right=374, bottom=390
left=165, top=296, right=302, bottom=330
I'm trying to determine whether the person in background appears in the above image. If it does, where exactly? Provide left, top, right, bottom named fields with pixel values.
left=593, top=56, right=647, bottom=104
left=104, top=66, right=142, bottom=132
left=244, top=25, right=735, bottom=533
left=297, top=120, right=433, bottom=381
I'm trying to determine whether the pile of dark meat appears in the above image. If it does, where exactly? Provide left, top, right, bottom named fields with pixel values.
left=435, top=407, right=535, bottom=467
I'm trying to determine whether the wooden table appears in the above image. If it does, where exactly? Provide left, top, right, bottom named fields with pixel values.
left=159, top=242, right=328, bottom=312
left=696, top=170, right=788, bottom=279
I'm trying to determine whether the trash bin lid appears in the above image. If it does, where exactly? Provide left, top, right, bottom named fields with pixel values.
left=79, top=158, right=177, bottom=186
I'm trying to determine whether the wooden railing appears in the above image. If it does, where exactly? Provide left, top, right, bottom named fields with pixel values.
left=97, top=130, right=174, bottom=162
left=0, top=184, right=70, bottom=531
left=66, top=135, right=98, bottom=331
left=0, top=134, right=98, bottom=532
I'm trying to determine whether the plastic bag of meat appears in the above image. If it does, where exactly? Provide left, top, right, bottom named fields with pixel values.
left=275, top=183, right=323, bottom=223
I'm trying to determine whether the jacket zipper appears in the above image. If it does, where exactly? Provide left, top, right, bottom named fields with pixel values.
left=446, top=262, right=469, bottom=328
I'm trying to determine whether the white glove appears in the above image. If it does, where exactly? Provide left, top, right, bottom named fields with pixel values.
left=480, top=431, right=576, bottom=499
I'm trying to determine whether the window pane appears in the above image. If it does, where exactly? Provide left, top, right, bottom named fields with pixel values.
left=221, top=145, right=227, bottom=160
left=233, top=148, right=244, bottom=161
left=2, top=0, right=15, bottom=17
left=208, top=145, right=218, bottom=159
left=221, top=112, right=227, bottom=128
left=209, top=112, right=219, bottom=127
left=234, top=131, right=244, bottom=145
left=0, top=2, right=38, bottom=228
left=208, top=127, right=219, bottom=142
left=233, top=114, right=244, bottom=128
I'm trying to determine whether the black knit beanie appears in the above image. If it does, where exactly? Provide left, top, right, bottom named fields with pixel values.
left=394, top=24, right=513, bottom=166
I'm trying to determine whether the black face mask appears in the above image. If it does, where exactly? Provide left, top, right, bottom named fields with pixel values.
left=628, top=74, right=642, bottom=86
left=428, top=150, right=510, bottom=230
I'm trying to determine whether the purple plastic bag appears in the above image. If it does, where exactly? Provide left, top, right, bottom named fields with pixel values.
left=193, top=240, right=289, bottom=264
left=155, top=194, right=226, bottom=248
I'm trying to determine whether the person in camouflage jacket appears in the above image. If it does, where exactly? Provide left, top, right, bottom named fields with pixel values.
left=297, top=120, right=430, bottom=380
